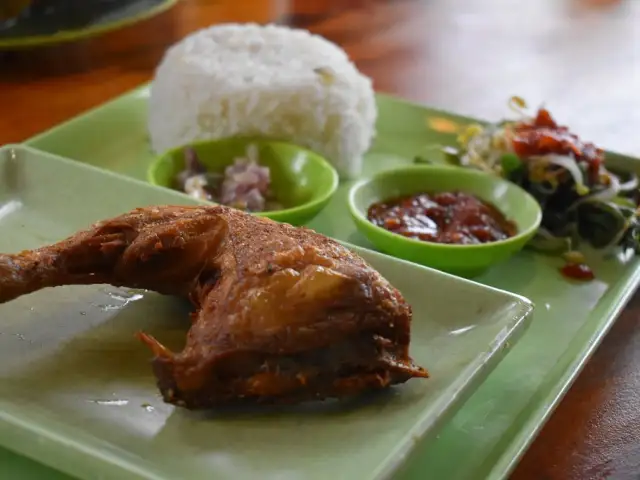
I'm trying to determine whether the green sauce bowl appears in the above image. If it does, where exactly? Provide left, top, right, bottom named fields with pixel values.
left=148, top=137, right=339, bottom=226
left=348, top=165, right=542, bottom=278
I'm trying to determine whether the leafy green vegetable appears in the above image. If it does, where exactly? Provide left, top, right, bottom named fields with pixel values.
left=576, top=201, right=628, bottom=249
left=413, top=145, right=461, bottom=166
left=527, top=233, right=572, bottom=254
left=499, top=153, right=522, bottom=176
left=413, top=155, right=434, bottom=165
left=619, top=217, right=640, bottom=254
left=416, top=108, right=640, bottom=258
left=610, top=196, right=637, bottom=210
left=442, top=146, right=462, bottom=165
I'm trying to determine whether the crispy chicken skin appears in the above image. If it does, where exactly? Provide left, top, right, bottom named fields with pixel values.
left=0, top=205, right=428, bottom=408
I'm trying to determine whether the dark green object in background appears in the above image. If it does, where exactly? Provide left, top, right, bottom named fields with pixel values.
left=0, top=0, right=176, bottom=48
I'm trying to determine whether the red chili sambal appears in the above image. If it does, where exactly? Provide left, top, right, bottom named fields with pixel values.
left=367, top=191, right=517, bottom=245
left=511, top=107, right=604, bottom=184
left=559, top=262, right=595, bottom=281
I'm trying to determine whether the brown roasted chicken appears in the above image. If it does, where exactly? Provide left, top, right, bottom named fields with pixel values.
left=0, top=205, right=428, bottom=408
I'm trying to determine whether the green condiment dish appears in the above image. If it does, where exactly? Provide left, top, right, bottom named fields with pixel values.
left=348, top=165, right=542, bottom=278
left=149, top=137, right=339, bottom=226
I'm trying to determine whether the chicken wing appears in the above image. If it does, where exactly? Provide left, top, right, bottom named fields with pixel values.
left=0, top=205, right=428, bottom=408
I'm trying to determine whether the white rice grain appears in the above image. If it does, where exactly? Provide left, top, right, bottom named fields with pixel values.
left=148, top=23, right=377, bottom=179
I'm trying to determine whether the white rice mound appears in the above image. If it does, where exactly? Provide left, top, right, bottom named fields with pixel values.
left=148, top=23, right=377, bottom=179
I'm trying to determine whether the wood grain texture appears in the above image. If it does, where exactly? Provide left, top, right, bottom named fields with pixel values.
left=1, top=0, right=639, bottom=478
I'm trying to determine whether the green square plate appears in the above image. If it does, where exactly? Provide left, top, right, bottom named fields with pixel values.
left=20, top=86, right=640, bottom=479
left=0, top=145, right=533, bottom=480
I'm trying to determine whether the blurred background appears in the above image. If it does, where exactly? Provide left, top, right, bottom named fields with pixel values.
left=1, top=0, right=638, bottom=154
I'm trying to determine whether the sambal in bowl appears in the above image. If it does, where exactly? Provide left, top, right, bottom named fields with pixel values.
left=348, top=165, right=542, bottom=277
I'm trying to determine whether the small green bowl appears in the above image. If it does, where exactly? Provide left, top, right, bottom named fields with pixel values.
left=348, top=165, right=542, bottom=278
left=149, top=137, right=339, bottom=226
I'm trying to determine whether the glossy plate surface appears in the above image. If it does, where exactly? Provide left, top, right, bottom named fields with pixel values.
left=0, top=145, right=532, bottom=480
left=22, top=86, right=640, bottom=479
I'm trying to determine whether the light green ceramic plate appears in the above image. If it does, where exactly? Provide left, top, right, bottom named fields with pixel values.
left=22, top=85, right=640, bottom=480
left=0, top=145, right=533, bottom=480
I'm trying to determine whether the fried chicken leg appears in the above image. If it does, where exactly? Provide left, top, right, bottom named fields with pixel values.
left=0, top=205, right=428, bottom=408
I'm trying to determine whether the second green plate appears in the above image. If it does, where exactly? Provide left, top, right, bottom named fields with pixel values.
left=24, top=85, right=640, bottom=480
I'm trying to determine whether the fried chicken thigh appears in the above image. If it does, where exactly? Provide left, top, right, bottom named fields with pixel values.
left=0, top=205, right=428, bottom=408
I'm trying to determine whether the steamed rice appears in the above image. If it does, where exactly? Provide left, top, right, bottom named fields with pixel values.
left=148, top=23, right=377, bottom=179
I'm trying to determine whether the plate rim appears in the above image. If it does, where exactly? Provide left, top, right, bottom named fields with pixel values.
left=0, top=143, right=534, bottom=480
left=20, top=85, right=640, bottom=480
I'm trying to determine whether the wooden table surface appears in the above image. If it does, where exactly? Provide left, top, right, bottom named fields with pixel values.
left=1, top=0, right=639, bottom=479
